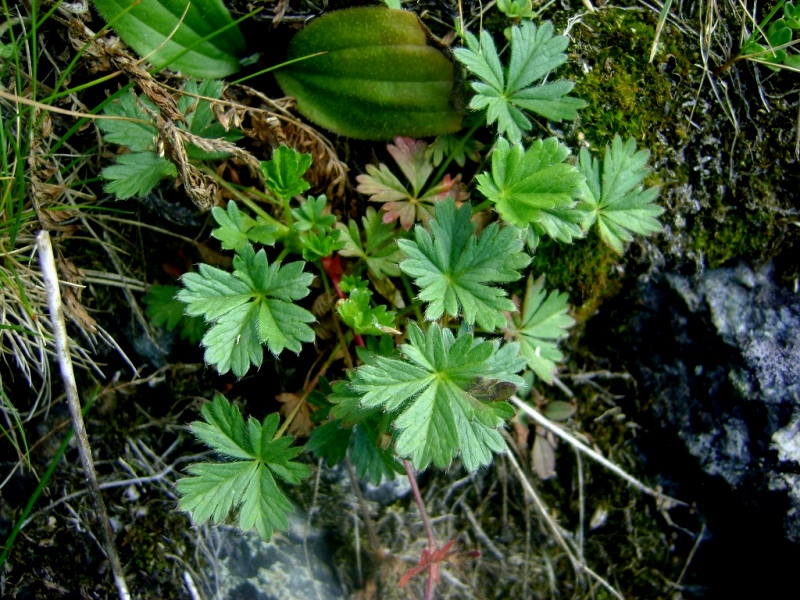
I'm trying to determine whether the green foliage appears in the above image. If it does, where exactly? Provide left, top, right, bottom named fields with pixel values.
left=306, top=381, right=403, bottom=484
left=496, top=0, right=536, bottom=20
left=274, top=7, right=462, bottom=140
left=291, top=195, right=345, bottom=261
left=177, top=245, right=315, bottom=377
left=506, top=275, right=574, bottom=382
left=99, top=83, right=240, bottom=199
left=740, top=0, right=800, bottom=70
left=336, top=207, right=404, bottom=279
left=477, top=137, right=586, bottom=250
left=262, top=146, right=313, bottom=200
left=578, top=135, right=662, bottom=254
left=348, top=322, right=525, bottom=471
left=102, top=153, right=178, bottom=200
left=143, top=285, right=205, bottom=344
left=337, top=278, right=397, bottom=336
left=454, top=21, right=586, bottom=143
left=99, top=91, right=161, bottom=152
left=356, top=137, right=465, bottom=230
left=426, top=132, right=483, bottom=168
left=177, top=395, right=310, bottom=541
left=211, top=201, right=278, bottom=251
left=162, top=2, right=666, bottom=559
left=292, top=195, right=335, bottom=232
left=787, top=1, right=800, bottom=28
left=93, top=0, right=246, bottom=78
left=398, top=199, right=530, bottom=331
left=179, top=80, right=243, bottom=159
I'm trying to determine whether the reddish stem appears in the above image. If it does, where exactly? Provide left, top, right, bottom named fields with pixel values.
left=403, top=459, right=439, bottom=600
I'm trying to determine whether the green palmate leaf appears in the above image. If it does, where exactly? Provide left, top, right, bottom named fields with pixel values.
left=454, top=21, right=586, bottom=143
left=578, top=136, right=663, bottom=254
left=98, top=91, right=160, bottom=152
left=102, top=152, right=178, bottom=199
left=93, top=0, right=246, bottom=78
left=261, top=146, right=312, bottom=200
left=177, top=395, right=311, bottom=541
left=477, top=137, right=586, bottom=249
left=290, top=195, right=344, bottom=260
left=348, top=323, right=525, bottom=471
left=356, top=137, right=466, bottom=230
left=274, top=7, right=462, bottom=140
left=506, top=275, right=574, bottom=382
left=336, top=207, right=404, bottom=279
left=143, top=284, right=205, bottom=344
left=398, top=199, right=529, bottom=331
left=212, top=200, right=277, bottom=251
left=177, top=244, right=315, bottom=376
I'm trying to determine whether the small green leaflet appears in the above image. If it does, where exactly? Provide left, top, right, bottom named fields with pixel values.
left=211, top=200, right=277, bottom=251
left=496, top=0, right=536, bottom=19
left=262, top=146, right=312, bottom=200
left=337, top=287, right=397, bottom=336
left=177, top=395, right=311, bottom=541
left=102, top=153, right=178, bottom=200
left=578, top=135, right=663, bottom=254
left=476, top=137, right=586, bottom=249
left=291, top=195, right=336, bottom=232
left=143, top=284, right=205, bottom=344
left=506, top=275, right=574, bottom=383
left=348, top=322, right=525, bottom=471
left=398, top=199, right=529, bottom=331
left=336, top=207, right=404, bottom=279
left=453, top=21, right=586, bottom=143
left=289, top=195, right=345, bottom=260
left=178, top=80, right=243, bottom=160
left=98, top=91, right=160, bottom=152
left=426, top=131, right=483, bottom=168
left=177, top=244, right=315, bottom=377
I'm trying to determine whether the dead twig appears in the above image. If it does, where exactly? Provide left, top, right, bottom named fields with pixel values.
left=36, top=230, right=131, bottom=600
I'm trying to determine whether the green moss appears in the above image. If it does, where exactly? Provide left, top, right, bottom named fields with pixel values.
left=530, top=231, right=622, bottom=323
left=571, top=9, right=691, bottom=150
left=688, top=208, right=780, bottom=268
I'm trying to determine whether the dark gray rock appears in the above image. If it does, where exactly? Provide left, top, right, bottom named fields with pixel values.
left=211, top=517, right=345, bottom=600
left=589, top=261, right=800, bottom=596
left=663, top=262, right=800, bottom=529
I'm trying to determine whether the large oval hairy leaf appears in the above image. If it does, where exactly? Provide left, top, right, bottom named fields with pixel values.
left=93, top=0, right=246, bottom=78
left=275, top=7, right=462, bottom=140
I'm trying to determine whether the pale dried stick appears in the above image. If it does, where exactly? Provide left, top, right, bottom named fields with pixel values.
left=37, top=230, right=131, bottom=600
left=510, top=396, right=686, bottom=508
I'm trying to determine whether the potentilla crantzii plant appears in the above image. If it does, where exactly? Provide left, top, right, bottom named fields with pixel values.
left=99, top=4, right=664, bottom=596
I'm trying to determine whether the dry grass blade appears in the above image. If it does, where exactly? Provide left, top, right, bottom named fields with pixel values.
left=503, top=439, right=625, bottom=600
left=511, top=396, right=685, bottom=508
